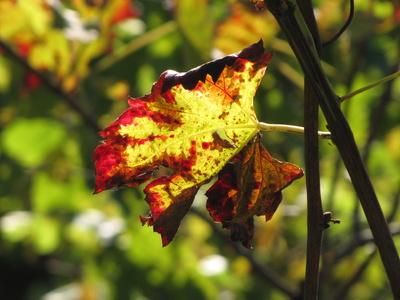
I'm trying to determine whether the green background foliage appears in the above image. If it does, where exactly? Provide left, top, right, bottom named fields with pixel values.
left=0, top=0, right=399, bottom=299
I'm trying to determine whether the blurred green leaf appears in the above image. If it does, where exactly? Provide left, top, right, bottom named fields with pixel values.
left=1, top=118, right=66, bottom=167
left=32, top=214, right=60, bottom=254
left=32, top=171, right=72, bottom=213
left=175, top=0, right=214, bottom=60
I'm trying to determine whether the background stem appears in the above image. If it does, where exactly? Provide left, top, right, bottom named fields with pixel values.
left=0, top=38, right=101, bottom=133
left=340, top=70, right=400, bottom=102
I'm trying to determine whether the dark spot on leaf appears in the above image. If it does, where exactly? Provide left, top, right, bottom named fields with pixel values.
left=202, top=142, right=210, bottom=149
left=218, top=112, right=229, bottom=119
left=232, top=58, right=247, bottom=73
left=166, top=157, right=193, bottom=172
left=173, top=119, right=182, bottom=125
left=188, top=140, right=196, bottom=156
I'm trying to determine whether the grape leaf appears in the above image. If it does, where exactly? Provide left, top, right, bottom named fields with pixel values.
left=206, top=133, right=304, bottom=248
left=93, top=40, right=302, bottom=247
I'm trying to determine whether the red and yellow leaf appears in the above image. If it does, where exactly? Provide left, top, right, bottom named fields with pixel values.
left=94, top=41, right=273, bottom=245
left=206, top=134, right=303, bottom=248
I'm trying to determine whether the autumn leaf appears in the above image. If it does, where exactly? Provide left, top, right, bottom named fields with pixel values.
left=214, top=3, right=278, bottom=55
left=206, top=133, right=303, bottom=248
left=93, top=40, right=302, bottom=247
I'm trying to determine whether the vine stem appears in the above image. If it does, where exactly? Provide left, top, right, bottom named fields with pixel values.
left=294, top=1, right=325, bottom=299
left=258, top=122, right=331, bottom=139
left=264, top=0, right=400, bottom=298
left=340, top=71, right=400, bottom=102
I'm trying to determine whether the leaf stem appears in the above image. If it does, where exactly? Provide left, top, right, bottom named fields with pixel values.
left=258, top=122, right=331, bottom=139
left=340, top=71, right=400, bottom=102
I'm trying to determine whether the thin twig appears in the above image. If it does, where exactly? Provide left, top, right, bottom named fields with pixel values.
left=91, top=21, right=178, bottom=75
left=335, top=187, right=400, bottom=262
left=362, top=65, right=400, bottom=162
left=340, top=71, right=400, bottom=103
left=335, top=222, right=400, bottom=262
left=322, top=0, right=355, bottom=48
left=276, top=61, right=304, bottom=89
left=329, top=251, right=377, bottom=300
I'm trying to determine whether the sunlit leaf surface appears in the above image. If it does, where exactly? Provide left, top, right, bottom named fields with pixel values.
left=94, top=41, right=303, bottom=246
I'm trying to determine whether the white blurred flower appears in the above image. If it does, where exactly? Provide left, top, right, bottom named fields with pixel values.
left=97, top=217, right=126, bottom=243
left=116, top=19, right=146, bottom=36
left=47, top=0, right=98, bottom=43
left=63, top=10, right=98, bottom=43
left=42, top=283, right=81, bottom=300
left=72, top=209, right=125, bottom=245
left=0, top=211, right=32, bottom=233
left=42, top=282, right=109, bottom=300
left=198, top=254, right=228, bottom=276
